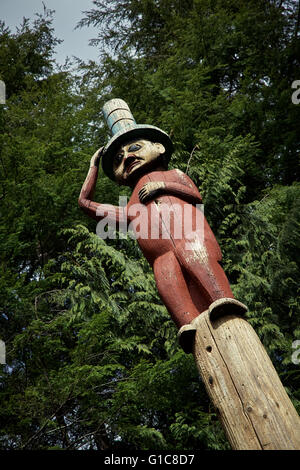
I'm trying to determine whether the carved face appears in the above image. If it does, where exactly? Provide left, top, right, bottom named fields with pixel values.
left=113, top=139, right=165, bottom=185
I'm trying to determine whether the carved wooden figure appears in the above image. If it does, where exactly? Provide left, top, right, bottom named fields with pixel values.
left=79, top=99, right=300, bottom=450
left=78, top=99, right=247, bottom=343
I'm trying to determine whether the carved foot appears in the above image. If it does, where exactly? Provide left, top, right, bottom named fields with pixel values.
left=178, top=299, right=248, bottom=354
left=177, top=321, right=198, bottom=354
left=209, top=297, right=248, bottom=321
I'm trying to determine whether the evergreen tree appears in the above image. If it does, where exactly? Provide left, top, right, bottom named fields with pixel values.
left=0, top=0, right=299, bottom=450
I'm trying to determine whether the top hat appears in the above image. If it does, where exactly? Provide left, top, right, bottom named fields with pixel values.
left=101, top=99, right=174, bottom=180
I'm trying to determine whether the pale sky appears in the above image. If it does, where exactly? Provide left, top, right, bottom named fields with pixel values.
left=0, top=0, right=100, bottom=65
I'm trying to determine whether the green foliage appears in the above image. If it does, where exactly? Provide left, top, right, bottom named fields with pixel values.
left=1, top=226, right=228, bottom=449
left=0, top=0, right=299, bottom=450
left=0, top=9, right=61, bottom=98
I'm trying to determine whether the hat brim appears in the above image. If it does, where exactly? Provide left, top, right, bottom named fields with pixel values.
left=101, top=125, right=174, bottom=181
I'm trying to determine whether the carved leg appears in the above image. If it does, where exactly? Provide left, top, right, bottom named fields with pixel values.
left=175, top=239, right=234, bottom=304
left=175, top=250, right=247, bottom=320
left=153, top=251, right=201, bottom=329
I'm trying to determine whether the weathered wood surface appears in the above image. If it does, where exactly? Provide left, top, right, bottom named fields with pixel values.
left=103, top=98, right=135, bottom=135
left=191, top=310, right=300, bottom=450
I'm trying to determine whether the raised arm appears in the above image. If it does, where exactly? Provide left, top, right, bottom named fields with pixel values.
left=78, top=149, right=127, bottom=226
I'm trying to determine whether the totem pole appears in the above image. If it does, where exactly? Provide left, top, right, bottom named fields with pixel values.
left=79, top=99, right=300, bottom=450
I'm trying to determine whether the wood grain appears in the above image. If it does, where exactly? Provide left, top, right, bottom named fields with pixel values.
left=192, top=310, right=300, bottom=450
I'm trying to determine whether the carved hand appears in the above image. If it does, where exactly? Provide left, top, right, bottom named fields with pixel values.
left=90, top=147, right=104, bottom=168
left=138, top=181, right=166, bottom=203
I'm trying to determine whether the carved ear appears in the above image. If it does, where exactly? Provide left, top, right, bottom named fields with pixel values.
left=153, top=142, right=165, bottom=155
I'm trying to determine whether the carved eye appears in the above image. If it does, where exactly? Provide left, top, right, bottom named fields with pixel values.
left=115, top=154, right=123, bottom=165
left=128, top=143, right=141, bottom=152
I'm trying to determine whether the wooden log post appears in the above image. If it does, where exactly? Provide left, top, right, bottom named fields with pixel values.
left=179, top=310, right=300, bottom=450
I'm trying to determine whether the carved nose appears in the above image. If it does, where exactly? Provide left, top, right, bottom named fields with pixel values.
left=124, top=155, right=136, bottom=168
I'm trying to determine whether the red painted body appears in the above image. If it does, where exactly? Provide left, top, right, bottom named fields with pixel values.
left=79, top=166, right=234, bottom=329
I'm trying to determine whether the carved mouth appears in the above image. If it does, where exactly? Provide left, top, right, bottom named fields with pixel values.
left=125, top=160, right=141, bottom=175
